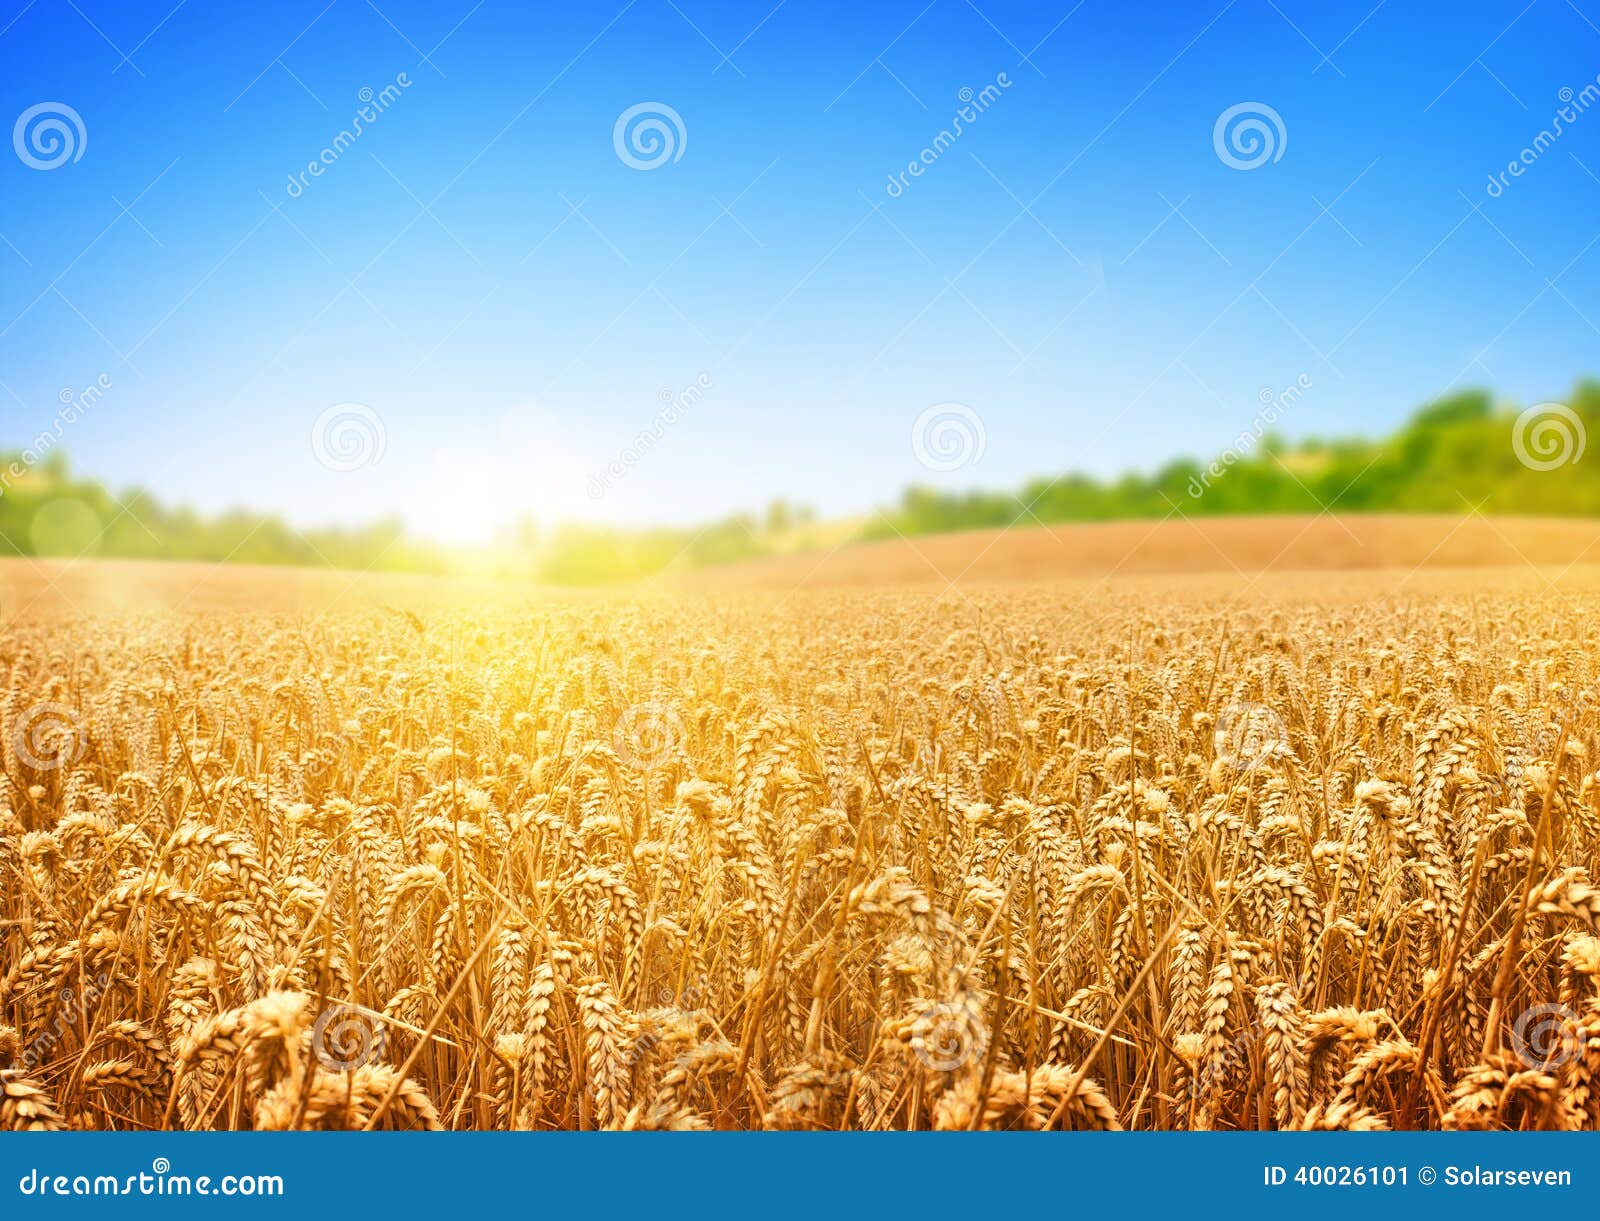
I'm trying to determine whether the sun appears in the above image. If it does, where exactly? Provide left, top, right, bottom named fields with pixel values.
left=420, top=410, right=594, bottom=547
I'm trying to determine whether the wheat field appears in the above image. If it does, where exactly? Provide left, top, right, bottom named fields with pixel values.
left=5, top=562, right=1600, bottom=1131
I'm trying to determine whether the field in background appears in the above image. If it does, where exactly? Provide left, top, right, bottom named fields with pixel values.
left=6, top=513, right=1600, bottom=615
left=8, top=387, right=1599, bottom=587
left=4, top=529, right=1600, bottom=1131
left=695, top=513, right=1600, bottom=589
left=0, top=554, right=539, bottom=618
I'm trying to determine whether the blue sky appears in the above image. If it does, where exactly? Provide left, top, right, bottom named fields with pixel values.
left=2, top=0, right=1598, bottom=541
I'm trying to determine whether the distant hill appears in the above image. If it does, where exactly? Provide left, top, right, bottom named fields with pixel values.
left=691, top=513, right=1600, bottom=590
left=869, top=382, right=1600, bottom=541
left=0, top=451, right=442, bottom=574
left=2, top=381, right=1595, bottom=582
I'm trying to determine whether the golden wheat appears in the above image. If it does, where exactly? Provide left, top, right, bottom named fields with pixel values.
left=3, top=578, right=1600, bottom=1129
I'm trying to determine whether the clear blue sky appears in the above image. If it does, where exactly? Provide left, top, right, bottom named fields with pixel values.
left=2, top=0, right=1598, bottom=541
